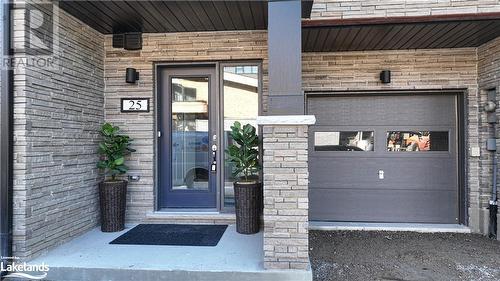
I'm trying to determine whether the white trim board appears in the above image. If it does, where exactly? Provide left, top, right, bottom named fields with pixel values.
left=309, top=221, right=471, bottom=233
left=256, top=115, right=316, bottom=125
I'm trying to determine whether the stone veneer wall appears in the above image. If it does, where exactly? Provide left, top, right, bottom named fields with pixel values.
left=478, top=36, right=500, bottom=238
left=311, top=0, right=500, bottom=19
left=12, top=2, right=105, bottom=259
left=260, top=120, right=312, bottom=270
left=105, top=30, right=500, bottom=237
left=302, top=48, right=485, bottom=231
left=103, top=31, right=268, bottom=221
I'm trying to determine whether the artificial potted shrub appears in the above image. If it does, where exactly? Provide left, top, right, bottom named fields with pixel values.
left=97, top=123, right=135, bottom=232
left=226, top=121, right=262, bottom=234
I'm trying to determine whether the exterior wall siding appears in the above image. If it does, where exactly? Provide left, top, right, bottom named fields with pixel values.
left=477, top=36, right=500, bottom=237
left=479, top=37, right=500, bottom=89
left=103, top=31, right=268, bottom=221
left=311, top=0, right=500, bottom=19
left=12, top=3, right=105, bottom=259
left=302, top=48, right=485, bottom=231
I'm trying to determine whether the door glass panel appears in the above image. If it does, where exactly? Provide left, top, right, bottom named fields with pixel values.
left=314, top=131, right=374, bottom=151
left=171, top=77, right=210, bottom=190
left=386, top=131, right=449, bottom=151
left=222, top=65, right=259, bottom=207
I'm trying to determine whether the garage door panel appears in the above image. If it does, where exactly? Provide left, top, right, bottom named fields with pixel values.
left=309, top=189, right=458, bottom=223
left=311, top=184, right=457, bottom=192
left=309, top=95, right=456, bottom=126
left=307, top=94, right=459, bottom=224
left=310, top=157, right=456, bottom=189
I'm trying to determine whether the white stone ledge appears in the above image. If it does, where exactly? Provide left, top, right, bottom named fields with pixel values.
left=256, top=115, right=316, bottom=125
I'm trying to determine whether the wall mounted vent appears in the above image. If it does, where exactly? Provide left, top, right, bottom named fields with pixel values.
left=124, top=32, right=142, bottom=50
left=112, top=32, right=142, bottom=50
left=112, top=34, right=124, bottom=48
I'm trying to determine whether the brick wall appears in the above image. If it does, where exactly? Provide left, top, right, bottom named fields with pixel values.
left=477, top=37, right=500, bottom=236
left=12, top=3, right=104, bottom=259
left=103, top=31, right=268, bottom=221
left=302, top=48, right=485, bottom=231
left=311, top=0, right=500, bottom=19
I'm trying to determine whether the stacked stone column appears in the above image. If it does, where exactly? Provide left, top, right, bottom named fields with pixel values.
left=256, top=115, right=316, bottom=270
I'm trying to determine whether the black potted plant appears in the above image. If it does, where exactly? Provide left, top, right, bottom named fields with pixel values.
left=226, top=121, right=262, bottom=234
left=97, top=123, right=135, bottom=232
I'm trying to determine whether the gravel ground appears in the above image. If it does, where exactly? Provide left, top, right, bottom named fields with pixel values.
left=309, top=231, right=500, bottom=281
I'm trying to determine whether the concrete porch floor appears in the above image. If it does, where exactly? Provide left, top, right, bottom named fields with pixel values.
left=24, top=224, right=312, bottom=281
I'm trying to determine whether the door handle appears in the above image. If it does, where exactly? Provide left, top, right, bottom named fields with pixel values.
left=211, top=144, right=217, bottom=172
left=378, top=170, right=384, bottom=179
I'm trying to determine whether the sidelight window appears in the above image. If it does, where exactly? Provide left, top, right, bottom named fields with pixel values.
left=222, top=64, right=260, bottom=208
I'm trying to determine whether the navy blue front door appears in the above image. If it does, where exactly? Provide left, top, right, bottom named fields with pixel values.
left=159, top=67, right=217, bottom=208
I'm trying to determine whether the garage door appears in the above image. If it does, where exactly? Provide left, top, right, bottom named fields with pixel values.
left=308, top=94, right=459, bottom=223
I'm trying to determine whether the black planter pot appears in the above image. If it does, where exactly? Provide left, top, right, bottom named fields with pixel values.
left=99, top=180, right=127, bottom=232
left=234, top=181, right=262, bottom=234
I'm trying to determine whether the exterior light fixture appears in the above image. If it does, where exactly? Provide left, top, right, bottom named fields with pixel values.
left=126, top=68, right=139, bottom=83
left=380, top=70, right=391, bottom=84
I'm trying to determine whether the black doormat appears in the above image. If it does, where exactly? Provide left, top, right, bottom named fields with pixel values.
left=109, top=224, right=228, bottom=246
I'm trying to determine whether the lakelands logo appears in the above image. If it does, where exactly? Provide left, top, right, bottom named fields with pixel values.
left=1, top=256, right=49, bottom=280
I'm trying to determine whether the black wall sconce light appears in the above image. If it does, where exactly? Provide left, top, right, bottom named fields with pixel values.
left=126, top=68, right=139, bottom=83
left=380, top=70, right=391, bottom=84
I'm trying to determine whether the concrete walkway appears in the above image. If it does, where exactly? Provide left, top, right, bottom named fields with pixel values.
left=23, top=225, right=311, bottom=281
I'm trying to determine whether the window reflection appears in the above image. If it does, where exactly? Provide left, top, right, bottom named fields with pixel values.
left=223, top=65, right=259, bottom=207
left=171, top=77, right=210, bottom=191
left=387, top=131, right=449, bottom=152
left=314, top=131, right=374, bottom=151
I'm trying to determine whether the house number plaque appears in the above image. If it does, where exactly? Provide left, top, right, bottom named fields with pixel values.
left=121, top=98, right=150, bottom=112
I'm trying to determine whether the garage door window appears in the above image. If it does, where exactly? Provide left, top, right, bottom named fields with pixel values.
left=314, top=131, right=374, bottom=151
left=387, top=131, right=449, bottom=152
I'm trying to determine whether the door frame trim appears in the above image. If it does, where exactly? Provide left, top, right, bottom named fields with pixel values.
left=304, top=88, right=468, bottom=225
left=153, top=60, right=263, bottom=212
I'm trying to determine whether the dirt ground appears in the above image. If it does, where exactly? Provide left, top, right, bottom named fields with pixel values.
left=309, top=231, right=500, bottom=281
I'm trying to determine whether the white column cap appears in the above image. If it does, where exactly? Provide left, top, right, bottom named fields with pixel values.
left=256, top=115, right=316, bottom=125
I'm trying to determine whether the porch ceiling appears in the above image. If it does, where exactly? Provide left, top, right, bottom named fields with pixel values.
left=58, top=0, right=314, bottom=34
left=302, top=13, right=500, bottom=52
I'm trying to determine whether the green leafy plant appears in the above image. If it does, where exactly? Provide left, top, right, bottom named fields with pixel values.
left=97, top=123, right=135, bottom=181
left=225, top=121, right=260, bottom=182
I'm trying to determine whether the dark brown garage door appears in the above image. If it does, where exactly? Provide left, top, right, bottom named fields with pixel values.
left=308, top=94, right=459, bottom=223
